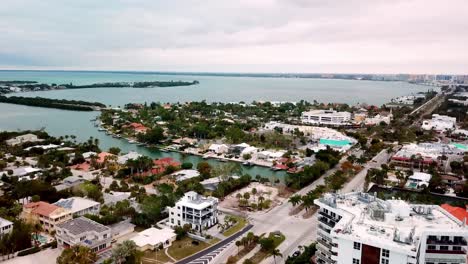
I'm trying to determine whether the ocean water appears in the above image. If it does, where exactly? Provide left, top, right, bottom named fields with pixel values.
left=0, top=70, right=430, bottom=106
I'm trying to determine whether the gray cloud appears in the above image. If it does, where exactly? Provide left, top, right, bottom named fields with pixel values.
left=0, top=0, right=467, bottom=73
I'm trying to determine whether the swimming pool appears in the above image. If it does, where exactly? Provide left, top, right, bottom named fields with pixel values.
left=319, top=138, right=352, bottom=147
left=32, top=234, right=48, bottom=244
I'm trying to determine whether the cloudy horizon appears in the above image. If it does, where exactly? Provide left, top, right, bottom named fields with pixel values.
left=1, top=0, right=468, bottom=74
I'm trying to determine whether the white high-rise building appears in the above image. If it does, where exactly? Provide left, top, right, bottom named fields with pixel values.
left=168, top=191, right=219, bottom=232
left=314, top=192, right=468, bottom=264
left=301, top=110, right=352, bottom=126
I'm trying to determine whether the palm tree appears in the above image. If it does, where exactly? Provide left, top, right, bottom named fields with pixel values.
left=271, top=248, right=283, bottom=264
left=251, top=188, right=257, bottom=202
left=301, top=194, right=315, bottom=211
left=235, top=240, right=241, bottom=254
left=288, top=194, right=302, bottom=207
left=57, top=245, right=97, bottom=264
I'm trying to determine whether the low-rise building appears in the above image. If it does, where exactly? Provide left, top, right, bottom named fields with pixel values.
left=130, top=227, right=176, bottom=251
left=0, top=217, right=13, bottom=235
left=22, top=201, right=72, bottom=233
left=314, top=192, right=468, bottom=264
left=301, top=109, right=352, bottom=126
left=391, top=143, right=465, bottom=170
left=6, top=133, right=43, bottom=146
left=56, top=217, right=112, bottom=255
left=168, top=191, right=218, bottom=232
left=117, top=151, right=143, bottom=164
left=54, top=197, right=100, bottom=217
left=406, top=172, right=432, bottom=189
left=421, top=114, right=456, bottom=132
left=171, top=169, right=201, bottom=182
left=208, top=144, right=229, bottom=154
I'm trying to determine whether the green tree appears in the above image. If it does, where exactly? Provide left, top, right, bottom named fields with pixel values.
left=108, top=147, right=121, bottom=155
left=56, top=245, right=97, bottom=264
left=111, top=240, right=141, bottom=264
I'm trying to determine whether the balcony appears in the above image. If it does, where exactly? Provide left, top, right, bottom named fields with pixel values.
left=426, top=248, right=467, bottom=255
left=318, top=216, right=336, bottom=228
left=317, top=238, right=333, bottom=250
left=426, top=238, right=467, bottom=246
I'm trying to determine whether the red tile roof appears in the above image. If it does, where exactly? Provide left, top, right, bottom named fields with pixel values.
left=97, top=152, right=114, bottom=163
left=24, top=201, right=60, bottom=217
left=441, top=204, right=468, bottom=222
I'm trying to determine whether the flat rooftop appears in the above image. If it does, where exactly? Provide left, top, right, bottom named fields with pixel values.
left=316, top=192, right=468, bottom=254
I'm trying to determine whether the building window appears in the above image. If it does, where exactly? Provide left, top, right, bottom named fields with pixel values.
left=453, top=246, right=462, bottom=251
left=382, top=249, right=389, bottom=258
left=440, top=246, right=448, bottom=250
left=353, top=259, right=360, bottom=264
left=427, top=245, right=436, bottom=250
left=381, top=259, right=389, bottom=264
left=353, top=242, right=361, bottom=250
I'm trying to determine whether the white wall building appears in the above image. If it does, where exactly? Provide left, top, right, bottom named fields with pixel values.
left=314, top=192, right=468, bottom=264
left=6, top=134, right=43, bottom=146
left=130, top=227, right=176, bottom=251
left=0, top=217, right=13, bottom=235
left=54, top=197, right=100, bottom=217
left=301, top=110, right=352, bottom=126
left=56, top=217, right=112, bottom=255
left=168, top=191, right=218, bottom=232
left=421, top=114, right=456, bottom=132
left=208, top=144, right=229, bottom=154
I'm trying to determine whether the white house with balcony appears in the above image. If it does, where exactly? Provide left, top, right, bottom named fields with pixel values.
left=167, top=191, right=219, bottom=232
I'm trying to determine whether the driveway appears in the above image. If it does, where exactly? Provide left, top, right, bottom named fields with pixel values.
left=3, top=248, right=60, bottom=264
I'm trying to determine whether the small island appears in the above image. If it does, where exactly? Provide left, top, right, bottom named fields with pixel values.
left=0, top=95, right=106, bottom=111
left=0, top=80, right=200, bottom=95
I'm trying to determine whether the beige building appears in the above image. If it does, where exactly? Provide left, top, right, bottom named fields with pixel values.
left=22, top=201, right=72, bottom=233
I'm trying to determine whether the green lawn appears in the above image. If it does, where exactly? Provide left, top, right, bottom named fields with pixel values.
left=167, top=237, right=220, bottom=260
left=142, top=250, right=172, bottom=264
left=222, top=216, right=248, bottom=237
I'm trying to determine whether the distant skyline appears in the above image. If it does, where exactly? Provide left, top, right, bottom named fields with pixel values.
left=1, top=0, right=468, bottom=74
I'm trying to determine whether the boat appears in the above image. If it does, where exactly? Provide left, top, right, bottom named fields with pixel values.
left=242, top=161, right=252, bottom=166
left=98, top=127, right=106, bottom=131
left=128, top=139, right=137, bottom=144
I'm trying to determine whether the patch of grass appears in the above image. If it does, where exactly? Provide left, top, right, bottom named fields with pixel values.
left=222, top=216, right=248, bottom=237
left=142, top=249, right=171, bottom=264
left=167, top=237, right=219, bottom=260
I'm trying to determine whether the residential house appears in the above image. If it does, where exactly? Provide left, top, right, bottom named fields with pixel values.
left=0, top=217, right=13, bottom=235
left=56, top=217, right=112, bottom=255
left=22, top=201, right=72, bottom=233
left=54, top=197, right=100, bottom=217
left=168, top=191, right=218, bottom=232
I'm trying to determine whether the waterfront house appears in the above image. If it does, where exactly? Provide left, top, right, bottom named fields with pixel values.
left=6, top=133, right=43, bottom=146
left=208, top=144, right=229, bottom=154
left=117, top=151, right=143, bottom=164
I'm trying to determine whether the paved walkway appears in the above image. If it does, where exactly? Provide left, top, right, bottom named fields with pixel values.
left=165, top=248, right=177, bottom=262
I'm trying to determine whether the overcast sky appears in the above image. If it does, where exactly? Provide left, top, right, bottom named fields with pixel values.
left=1, top=0, right=468, bottom=74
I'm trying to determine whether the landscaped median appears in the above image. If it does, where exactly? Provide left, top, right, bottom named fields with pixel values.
left=222, top=215, right=248, bottom=237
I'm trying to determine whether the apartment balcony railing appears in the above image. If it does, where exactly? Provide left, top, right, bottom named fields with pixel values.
left=318, top=216, right=336, bottom=228
left=426, top=248, right=467, bottom=255
left=426, top=238, right=467, bottom=246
